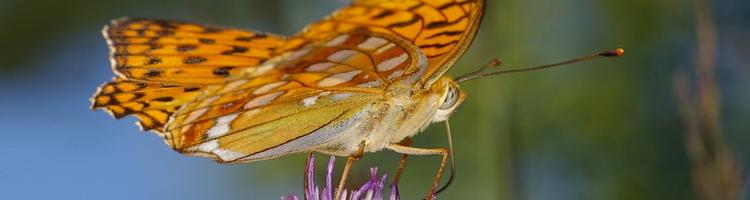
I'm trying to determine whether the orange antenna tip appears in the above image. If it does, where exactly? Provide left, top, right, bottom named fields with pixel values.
left=601, top=48, right=625, bottom=57
left=614, top=48, right=625, bottom=56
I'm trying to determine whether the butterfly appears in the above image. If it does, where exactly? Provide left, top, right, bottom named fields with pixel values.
left=93, top=0, right=482, bottom=198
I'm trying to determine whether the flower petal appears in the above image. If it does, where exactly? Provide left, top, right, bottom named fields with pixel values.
left=389, top=182, right=400, bottom=200
left=326, top=156, right=335, bottom=199
left=305, top=155, right=316, bottom=200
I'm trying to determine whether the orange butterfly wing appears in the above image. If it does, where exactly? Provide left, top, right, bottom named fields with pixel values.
left=92, top=0, right=485, bottom=162
left=282, top=0, right=485, bottom=87
left=91, top=19, right=286, bottom=131
left=165, top=31, right=426, bottom=163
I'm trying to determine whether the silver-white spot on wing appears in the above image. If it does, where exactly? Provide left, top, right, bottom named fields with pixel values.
left=179, top=95, right=219, bottom=123
left=219, top=80, right=247, bottom=93
left=301, top=91, right=332, bottom=107
left=196, top=140, right=245, bottom=161
left=327, top=50, right=357, bottom=62
left=377, top=53, right=408, bottom=71
left=288, top=48, right=311, bottom=61
left=302, top=96, right=320, bottom=107
left=357, top=37, right=388, bottom=50
left=253, top=81, right=287, bottom=95
left=374, top=43, right=396, bottom=55
left=306, top=62, right=336, bottom=72
left=251, top=62, right=277, bottom=76
left=243, top=91, right=284, bottom=109
left=326, top=34, right=350, bottom=47
left=206, top=113, right=239, bottom=138
left=332, top=93, right=353, bottom=101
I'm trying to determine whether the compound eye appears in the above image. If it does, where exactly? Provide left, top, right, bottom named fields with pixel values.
left=439, top=85, right=458, bottom=110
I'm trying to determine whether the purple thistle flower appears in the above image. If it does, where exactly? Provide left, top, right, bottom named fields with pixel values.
left=281, top=155, right=400, bottom=200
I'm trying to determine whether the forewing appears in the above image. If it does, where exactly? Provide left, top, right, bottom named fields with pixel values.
left=165, top=31, right=424, bottom=163
left=282, top=0, right=485, bottom=87
left=105, top=18, right=285, bottom=85
left=93, top=19, right=286, bottom=132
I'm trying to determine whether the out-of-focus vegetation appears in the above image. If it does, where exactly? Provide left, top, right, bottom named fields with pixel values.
left=0, top=0, right=747, bottom=199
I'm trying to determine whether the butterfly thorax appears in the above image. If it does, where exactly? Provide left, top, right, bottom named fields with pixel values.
left=313, top=76, right=460, bottom=156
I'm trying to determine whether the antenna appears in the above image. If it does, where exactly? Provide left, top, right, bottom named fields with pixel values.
left=455, top=48, right=625, bottom=84
left=434, top=120, right=457, bottom=196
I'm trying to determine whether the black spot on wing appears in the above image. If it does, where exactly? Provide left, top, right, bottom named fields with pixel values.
left=183, top=87, right=201, bottom=92
left=146, top=57, right=162, bottom=65
left=176, top=44, right=198, bottom=52
left=235, top=33, right=268, bottom=42
left=212, top=66, right=234, bottom=77
left=149, top=43, right=163, bottom=50
left=120, top=106, right=136, bottom=116
left=136, top=29, right=147, bottom=36
left=221, top=46, right=249, bottom=55
left=135, top=82, right=147, bottom=88
left=199, top=38, right=215, bottom=44
left=153, top=97, right=174, bottom=102
left=144, top=69, right=163, bottom=77
left=149, top=19, right=179, bottom=30
left=133, top=92, right=146, bottom=99
left=183, top=56, right=207, bottom=64
left=156, top=30, right=174, bottom=36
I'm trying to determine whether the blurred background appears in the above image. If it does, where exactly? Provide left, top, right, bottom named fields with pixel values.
left=0, top=0, right=747, bottom=199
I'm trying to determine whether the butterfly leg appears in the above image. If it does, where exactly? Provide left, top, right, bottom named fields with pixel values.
left=386, top=143, right=449, bottom=200
left=334, top=141, right=366, bottom=200
left=304, top=152, right=313, bottom=198
left=394, top=138, right=413, bottom=183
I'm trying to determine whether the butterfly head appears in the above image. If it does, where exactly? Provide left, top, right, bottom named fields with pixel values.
left=433, top=77, right=466, bottom=122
